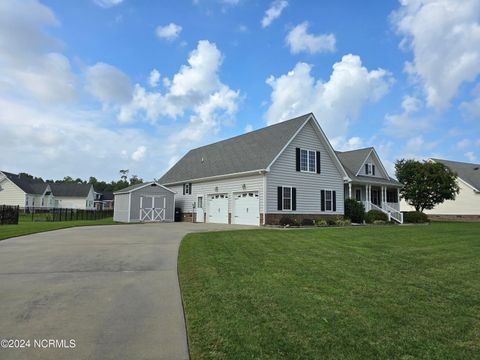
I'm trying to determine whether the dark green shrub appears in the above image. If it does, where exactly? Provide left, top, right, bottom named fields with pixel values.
left=403, top=211, right=429, bottom=223
left=344, top=199, right=365, bottom=223
left=326, top=218, right=337, bottom=226
left=279, top=216, right=295, bottom=226
left=301, top=218, right=314, bottom=226
left=365, top=210, right=388, bottom=224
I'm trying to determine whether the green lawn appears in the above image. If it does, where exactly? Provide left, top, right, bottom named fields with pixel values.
left=179, top=223, right=480, bottom=359
left=0, top=217, right=117, bottom=241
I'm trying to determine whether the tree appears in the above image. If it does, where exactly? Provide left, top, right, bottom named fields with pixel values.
left=395, top=159, right=459, bottom=212
left=119, top=169, right=129, bottom=182
left=129, top=175, right=143, bottom=186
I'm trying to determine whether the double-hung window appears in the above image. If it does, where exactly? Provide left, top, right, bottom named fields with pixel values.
left=300, top=149, right=316, bottom=172
left=325, top=190, right=332, bottom=211
left=365, top=163, right=376, bottom=176
left=283, top=187, right=292, bottom=210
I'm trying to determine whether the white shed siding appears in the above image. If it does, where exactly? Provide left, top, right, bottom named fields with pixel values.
left=401, top=178, right=480, bottom=215
left=266, top=120, right=345, bottom=214
left=114, top=193, right=130, bottom=222
left=0, top=177, right=26, bottom=206
left=168, top=173, right=265, bottom=215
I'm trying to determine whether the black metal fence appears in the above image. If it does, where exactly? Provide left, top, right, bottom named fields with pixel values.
left=25, top=208, right=113, bottom=222
left=0, top=205, right=20, bottom=225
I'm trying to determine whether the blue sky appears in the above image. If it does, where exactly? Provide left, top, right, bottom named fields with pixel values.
left=0, top=0, right=479, bottom=181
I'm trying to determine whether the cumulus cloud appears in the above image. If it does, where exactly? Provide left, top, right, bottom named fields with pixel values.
left=86, top=62, right=132, bottom=105
left=261, top=0, right=288, bottom=28
left=286, top=22, right=336, bottom=54
left=156, top=23, right=182, bottom=41
left=264, top=54, right=392, bottom=137
left=391, top=0, right=480, bottom=109
left=384, top=95, right=432, bottom=138
left=148, top=69, right=161, bottom=87
left=464, top=151, right=477, bottom=162
left=93, top=0, right=123, bottom=8
left=131, top=145, right=146, bottom=161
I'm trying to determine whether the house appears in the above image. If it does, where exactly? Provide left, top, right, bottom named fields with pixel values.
left=159, top=113, right=403, bottom=225
left=0, top=171, right=96, bottom=210
left=113, top=182, right=175, bottom=223
left=95, top=191, right=114, bottom=210
left=400, top=158, right=480, bottom=221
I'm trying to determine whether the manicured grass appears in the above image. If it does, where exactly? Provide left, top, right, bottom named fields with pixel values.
left=0, top=217, right=117, bottom=241
left=179, top=223, right=480, bottom=359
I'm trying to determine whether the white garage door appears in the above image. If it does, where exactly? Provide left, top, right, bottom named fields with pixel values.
left=233, top=192, right=260, bottom=226
left=208, top=194, right=229, bottom=224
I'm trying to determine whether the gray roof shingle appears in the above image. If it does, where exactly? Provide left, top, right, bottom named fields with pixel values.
left=159, top=113, right=312, bottom=184
left=49, top=183, right=93, bottom=197
left=1, top=171, right=48, bottom=194
left=432, top=158, right=480, bottom=191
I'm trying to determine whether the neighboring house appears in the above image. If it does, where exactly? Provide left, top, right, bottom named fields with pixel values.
left=160, top=113, right=403, bottom=226
left=95, top=191, right=114, bottom=210
left=49, top=183, right=96, bottom=210
left=0, top=171, right=54, bottom=209
left=400, top=158, right=480, bottom=220
left=0, top=171, right=96, bottom=210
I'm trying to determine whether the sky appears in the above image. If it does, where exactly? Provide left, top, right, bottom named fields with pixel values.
left=0, top=0, right=479, bottom=182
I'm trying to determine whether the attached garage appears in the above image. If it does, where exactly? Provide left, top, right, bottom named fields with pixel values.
left=113, top=182, right=175, bottom=223
left=233, top=192, right=260, bottom=226
left=207, top=194, right=229, bottom=224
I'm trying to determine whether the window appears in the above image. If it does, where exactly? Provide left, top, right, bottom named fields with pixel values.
left=365, top=163, right=376, bottom=176
left=185, top=183, right=190, bottom=194
left=300, top=148, right=316, bottom=172
left=0, top=185, right=3, bottom=192
left=283, top=187, right=292, bottom=210
left=365, top=163, right=370, bottom=174
left=355, top=189, right=361, bottom=201
left=387, top=190, right=398, bottom=203
left=325, top=190, right=332, bottom=211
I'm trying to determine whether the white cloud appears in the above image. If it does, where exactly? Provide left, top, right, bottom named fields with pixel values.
left=264, top=54, right=392, bottom=137
left=86, top=62, right=132, bottom=105
left=384, top=95, right=432, bottom=138
left=286, top=22, right=336, bottom=54
left=331, top=136, right=364, bottom=151
left=156, top=23, right=182, bottom=41
left=93, top=0, right=123, bottom=8
left=148, top=69, right=161, bottom=87
left=131, top=145, right=147, bottom=161
left=261, top=0, right=288, bottom=28
left=457, top=139, right=471, bottom=150
left=244, top=124, right=253, bottom=133
left=464, top=151, right=477, bottom=162
left=392, top=0, right=480, bottom=109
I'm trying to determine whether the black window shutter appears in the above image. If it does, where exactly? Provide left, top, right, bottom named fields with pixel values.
left=333, top=191, right=336, bottom=212
left=316, top=151, right=321, bottom=173
left=182, top=184, right=185, bottom=195
left=292, top=188, right=297, bottom=211
left=296, top=148, right=301, bottom=171
left=372, top=165, right=376, bottom=176
left=189, top=183, right=192, bottom=194
left=277, top=187, right=283, bottom=210
left=321, top=190, right=325, bottom=211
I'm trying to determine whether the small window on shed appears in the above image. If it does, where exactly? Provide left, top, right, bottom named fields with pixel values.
left=151, top=183, right=157, bottom=187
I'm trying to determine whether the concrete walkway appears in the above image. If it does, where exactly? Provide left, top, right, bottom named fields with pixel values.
left=0, top=222, right=252, bottom=360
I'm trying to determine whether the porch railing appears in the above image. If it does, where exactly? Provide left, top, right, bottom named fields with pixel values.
left=364, top=201, right=403, bottom=224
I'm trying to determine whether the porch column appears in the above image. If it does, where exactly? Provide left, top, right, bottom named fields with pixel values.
left=348, top=183, right=352, bottom=199
left=381, top=186, right=386, bottom=206
left=366, top=185, right=370, bottom=211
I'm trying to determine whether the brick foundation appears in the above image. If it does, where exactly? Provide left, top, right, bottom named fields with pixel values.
left=264, top=213, right=343, bottom=225
left=428, top=214, right=480, bottom=222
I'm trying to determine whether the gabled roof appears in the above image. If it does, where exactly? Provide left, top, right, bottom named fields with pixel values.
left=159, top=114, right=312, bottom=184
left=431, top=158, right=480, bottom=192
left=0, top=171, right=48, bottom=194
left=49, top=183, right=93, bottom=197
left=114, top=181, right=175, bottom=195
left=336, top=148, right=402, bottom=186
left=101, top=191, right=114, bottom=201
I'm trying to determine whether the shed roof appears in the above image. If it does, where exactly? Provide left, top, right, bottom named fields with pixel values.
left=114, top=181, right=175, bottom=195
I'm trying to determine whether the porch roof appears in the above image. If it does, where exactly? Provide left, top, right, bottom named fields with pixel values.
left=348, top=174, right=402, bottom=187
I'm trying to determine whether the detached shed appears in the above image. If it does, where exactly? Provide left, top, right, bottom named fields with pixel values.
left=113, top=182, right=175, bottom=223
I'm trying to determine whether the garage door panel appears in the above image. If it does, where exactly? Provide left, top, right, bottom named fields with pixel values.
left=208, top=194, right=228, bottom=224
left=234, top=192, right=259, bottom=226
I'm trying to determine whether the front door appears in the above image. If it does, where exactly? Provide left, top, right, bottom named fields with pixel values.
left=195, top=195, right=204, bottom=223
left=371, top=188, right=380, bottom=206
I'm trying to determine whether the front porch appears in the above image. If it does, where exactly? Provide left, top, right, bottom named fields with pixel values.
left=345, top=183, right=403, bottom=223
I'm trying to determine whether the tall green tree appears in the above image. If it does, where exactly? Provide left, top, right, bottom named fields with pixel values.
left=395, top=159, right=459, bottom=212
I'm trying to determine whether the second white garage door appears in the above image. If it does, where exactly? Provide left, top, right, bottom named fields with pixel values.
left=208, top=194, right=229, bottom=224
left=233, top=192, right=260, bottom=226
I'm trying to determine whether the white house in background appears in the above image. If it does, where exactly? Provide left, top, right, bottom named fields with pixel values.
left=0, top=171, right=96, bottom=210
left=401, top=158, right=480, bottom=220
left=159, top=113, right=403, bottom=226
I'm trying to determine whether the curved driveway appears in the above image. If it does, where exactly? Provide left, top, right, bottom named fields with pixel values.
left=0, top=222, right=251, bottom=360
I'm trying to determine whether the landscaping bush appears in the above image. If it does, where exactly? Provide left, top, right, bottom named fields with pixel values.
left=279, top=216, right=295, bottom=226
left=301, top=218, right=315, bottom=226
left=403, top=211, right=429, bottom=223
left=315, top=219, right=327, bottom=227
left=344, top=199, right=365, bottom=223
left=326, top=218, right=337, bottom=226
left=365, top=210, right=388, bottom=224
left=335, top=218, right=351, bottom=226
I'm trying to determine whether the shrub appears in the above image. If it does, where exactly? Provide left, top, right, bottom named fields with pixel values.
left=279, top=216, right=295, bottom=226
left=326, top=218, right=337, bottom=226
left=336, top=218, right=351, bottom=226
left=292, top=219, right=301, bottom=227
left=365, top=210, right=388, bottom=224
left=403, top=211, right=429, bottom=223
left=301, top=218, right=315, bottom=226
left=344, top=199, right=365, bottom=223
left=315, top=219, right=327, bottom=227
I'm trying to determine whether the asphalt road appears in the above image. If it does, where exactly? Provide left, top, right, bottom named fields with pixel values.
left=0, top=222, right=251, bottom=360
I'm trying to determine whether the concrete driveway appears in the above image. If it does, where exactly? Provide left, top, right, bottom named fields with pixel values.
left=0, top=222, right=252, bottom=360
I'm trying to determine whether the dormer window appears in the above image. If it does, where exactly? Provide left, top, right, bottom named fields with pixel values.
left=365, top=163, right=376, bottom=176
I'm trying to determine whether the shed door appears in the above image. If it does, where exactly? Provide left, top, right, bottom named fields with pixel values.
left=140, top=196, right=166, bottom=222
left=234, top=192, right=259, bottom=226
left=208, top=194, right=228, bottom=224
